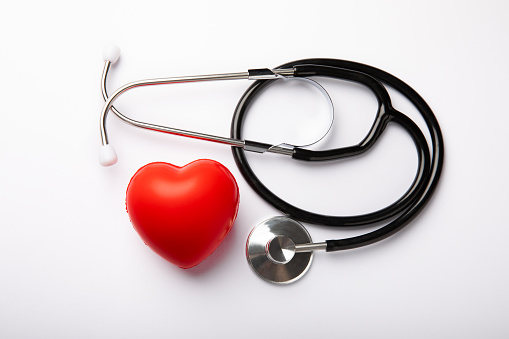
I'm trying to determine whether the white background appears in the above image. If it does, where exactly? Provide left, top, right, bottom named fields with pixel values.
left=1, top=0, right=508, bottom=338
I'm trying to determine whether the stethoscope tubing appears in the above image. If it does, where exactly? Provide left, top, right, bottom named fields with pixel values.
left=230, top=59, right=444, bottom=252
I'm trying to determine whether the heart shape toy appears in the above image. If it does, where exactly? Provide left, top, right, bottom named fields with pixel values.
left=126, top=160, right=240, bottom=268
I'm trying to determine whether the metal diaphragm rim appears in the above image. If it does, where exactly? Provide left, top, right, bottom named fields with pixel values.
left=246, top=216, right=313, bottom=284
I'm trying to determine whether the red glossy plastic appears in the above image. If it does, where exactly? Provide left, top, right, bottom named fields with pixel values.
left=126, top=160, right=240, bottom=268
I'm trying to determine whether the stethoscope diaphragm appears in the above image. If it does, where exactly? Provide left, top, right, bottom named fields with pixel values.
left=246, top=216, right=315, bottom=284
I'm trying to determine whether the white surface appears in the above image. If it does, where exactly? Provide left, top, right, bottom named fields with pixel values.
left=1, top=0, right=508, bottom=338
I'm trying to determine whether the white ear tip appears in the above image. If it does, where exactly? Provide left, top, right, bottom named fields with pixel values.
left=103, top=44, right=121, bottom=63
left=99, top=144, right=118, bottom=166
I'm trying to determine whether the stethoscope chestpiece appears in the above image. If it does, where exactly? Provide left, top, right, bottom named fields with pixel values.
left=246, top=216, right=314, bottom=284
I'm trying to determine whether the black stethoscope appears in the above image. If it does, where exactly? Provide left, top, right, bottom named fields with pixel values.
left=99, top=45, right=444, bottom=284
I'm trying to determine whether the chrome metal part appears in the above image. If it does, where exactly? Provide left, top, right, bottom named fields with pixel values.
left=243, top=141, right=294, bottom=156
left=246, top=216, right=313, bottom=284
left=273, top=68, right=295, bottom=77
left=248, top=68, right=277, bottom=80
left=243, top=140, right=271, bottom=153
left=100, top=62, right=298, bottom=158
left=295, top=242, right=327, bottom=253
left=100, top=62, right=249, bottom=146
left=247, top=68, right=294, bottom=79
left=267, top=236, right=296, bottom=264
left=267, top=144, right=295, bottom=156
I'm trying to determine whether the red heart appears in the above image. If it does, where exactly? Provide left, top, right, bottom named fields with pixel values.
left=126, top=160, right=240, bottom=269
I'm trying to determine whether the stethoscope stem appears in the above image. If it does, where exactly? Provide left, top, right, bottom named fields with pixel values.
left=266, top=237, right=326, bottom=265
left=294, top=242, right=327, bottom=253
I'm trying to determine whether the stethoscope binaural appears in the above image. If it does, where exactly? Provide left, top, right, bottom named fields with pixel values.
left=99, top=45, right=444, bottom=284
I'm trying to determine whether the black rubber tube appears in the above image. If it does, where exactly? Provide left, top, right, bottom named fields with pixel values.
left=231, top=59, right=444, bottom=251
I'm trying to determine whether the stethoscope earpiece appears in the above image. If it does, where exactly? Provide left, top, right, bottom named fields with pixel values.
left=99, top=144, right=118, bottom=167
left=103, top=44, right=121, bottom=64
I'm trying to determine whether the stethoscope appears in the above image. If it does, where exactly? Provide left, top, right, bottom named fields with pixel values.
left=99, top=45, right=444, bottom=284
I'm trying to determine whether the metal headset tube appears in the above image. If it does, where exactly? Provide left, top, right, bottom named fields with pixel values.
left=100, top=61, right=295, bottom=155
